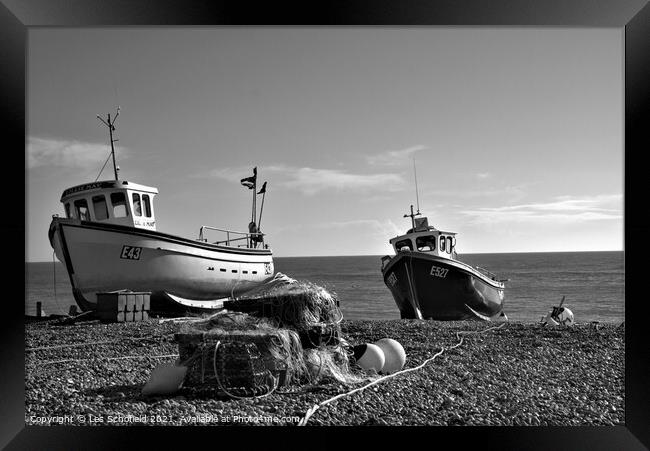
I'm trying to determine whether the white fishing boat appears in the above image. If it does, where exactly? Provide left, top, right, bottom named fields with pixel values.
left=48, top=108, right=274, bottom=312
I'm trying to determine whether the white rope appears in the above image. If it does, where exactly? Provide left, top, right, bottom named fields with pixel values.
left=26, top=333, right=177, bottom=353
left=297, top=322, right=506, bottom=426
left=158, top=317, right=205, bottom=324
left=35, top=353, right=179, bottom=367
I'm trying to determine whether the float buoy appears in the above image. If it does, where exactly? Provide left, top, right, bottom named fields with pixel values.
left=544, top=307, right=574, bottom=326
left=374, top=338, right=406, bottom=374
left=352, top=343, right=385, bottom=373
left=541, top=295, right=575, bottom=326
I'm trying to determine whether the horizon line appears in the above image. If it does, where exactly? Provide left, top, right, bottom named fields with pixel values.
left=26, top=248, right=624, bottom=263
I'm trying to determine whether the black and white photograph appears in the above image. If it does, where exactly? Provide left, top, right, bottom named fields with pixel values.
left=13, top=4, right=645, bottom=438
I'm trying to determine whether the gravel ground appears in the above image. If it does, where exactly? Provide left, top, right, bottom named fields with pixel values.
left=25, top=317, right=624, bottom=426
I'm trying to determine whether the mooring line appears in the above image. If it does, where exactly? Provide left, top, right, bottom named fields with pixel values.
left=35, top=353, right=180, bottom=367
left=26, top=333, right=177, bottom=353
left=297, top=322, right=507, bottom=426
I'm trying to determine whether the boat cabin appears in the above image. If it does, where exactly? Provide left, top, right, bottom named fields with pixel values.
left=389, top=216, right=457, bottom=259
left=60, top=180, right=159, bottom=231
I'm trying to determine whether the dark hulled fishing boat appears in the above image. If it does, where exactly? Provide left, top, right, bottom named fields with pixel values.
left=381, top=206, right=507, bottom=320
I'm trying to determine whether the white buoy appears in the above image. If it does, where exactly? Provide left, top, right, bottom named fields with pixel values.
left=374, top=338, right=407, bottom=374
left=142, top=364, right=188, bottom=395
left=353, top=343, right=385, bottom=373
left=543, top=307, right=575, bottom=326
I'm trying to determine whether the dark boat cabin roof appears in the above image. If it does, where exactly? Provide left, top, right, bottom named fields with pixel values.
left=59, top=180, right=159, bottom=231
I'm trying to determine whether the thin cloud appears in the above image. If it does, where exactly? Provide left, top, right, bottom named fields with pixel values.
left=427, top=185, right=528, bottom=202
left=460, top=194, right=623, bottom=224
left=476, top=172, right=491, bottom=179
left=284, top=167, right=404, bottom=195
left=27, top=136, right=126, bottom=170
left=203, top=164, right=405, bottom=195
left=276, top=219, right=403, bottom=239
left=366, top=145, right=428, bottom=166
left=315, top=219, right=403, bottom=236
left=201, top=166, right=256, bottom=182
left=198, top=164, right=287, bottom=182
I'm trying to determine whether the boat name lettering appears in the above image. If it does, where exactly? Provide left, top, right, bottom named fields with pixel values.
left=62, top=181, right=114, bottom=197
left=120, top=246, right=142, bottom=260
left=387, top=272, right=398, bottom=286
left=430, top=265, right=448, bottom=278
left=264, top=263, right=272, bottom=275
left=134, top=219, right=156, bottom=227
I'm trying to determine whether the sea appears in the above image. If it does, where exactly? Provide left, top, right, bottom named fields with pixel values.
left=25, top=251, right=624, bottom=323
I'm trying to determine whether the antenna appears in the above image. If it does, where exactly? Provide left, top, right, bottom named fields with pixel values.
left=413, top=156, right=421, bottom=214
left=403, top=204, right=421, bottom=231
left=97, top=106, right=121, bottom=180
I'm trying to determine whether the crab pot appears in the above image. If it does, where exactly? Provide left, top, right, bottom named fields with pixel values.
left=175, top=330, right=302, bottom=395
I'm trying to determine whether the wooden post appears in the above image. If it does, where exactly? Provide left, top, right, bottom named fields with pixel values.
left=36, top=301, right=43, bottom=318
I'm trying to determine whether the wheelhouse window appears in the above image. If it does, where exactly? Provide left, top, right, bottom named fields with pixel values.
left=111, top=192, right=129, bottom=218
left=416, top=235, right=437, bottom=252
left=395, top=239, right=413, bottom=251
left=74, top=199, right=91, bottom=221
left=92, top=195, right=109, bottom=220
left=64, top=202, right=72, bottom=218
left=439, top=235, right=446, bottom=252
left=132, top=193, right=142, bottom=217
left=446, top=237, right=453, bottom=254
left=142, top=194, right=152, bottom=217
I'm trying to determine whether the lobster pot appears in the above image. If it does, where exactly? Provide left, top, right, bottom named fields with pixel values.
left=175, top=330, right=303, bottom=396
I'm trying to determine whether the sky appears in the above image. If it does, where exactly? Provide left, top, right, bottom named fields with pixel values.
left=26, top=28, right=623, bottom=261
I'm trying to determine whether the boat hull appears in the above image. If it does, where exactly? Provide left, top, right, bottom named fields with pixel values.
left=49, top=217, right=274, bottom=312
left=381, top=252, right=505, bottom=320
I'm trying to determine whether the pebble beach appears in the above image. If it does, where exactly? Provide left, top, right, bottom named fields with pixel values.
left=25, top=317, right=624, bottom=426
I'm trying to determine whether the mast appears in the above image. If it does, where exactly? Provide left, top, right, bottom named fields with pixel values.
left=403, top=156, right=422, bottom=231
left=413, top=156, right=420, bottom=215
left=97, top=107, right=121, bottom=180
left=403, top=204, right=421, bottom=231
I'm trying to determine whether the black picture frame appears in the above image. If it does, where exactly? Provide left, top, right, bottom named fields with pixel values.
left=4, top=0, right=649, bottom=448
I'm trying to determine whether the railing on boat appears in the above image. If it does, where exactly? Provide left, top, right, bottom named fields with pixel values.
left=197, top=225, right=266, bottom=249
left=475, top=265, right=509, bottom=283
left=475, top=265, right=498, bottom=280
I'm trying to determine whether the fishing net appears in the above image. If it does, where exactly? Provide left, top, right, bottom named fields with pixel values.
left=224, top=272, right=343, bottom=348
left=303, top=346, right=367, bottom=385
left=174, top=277, right=364, bottom=397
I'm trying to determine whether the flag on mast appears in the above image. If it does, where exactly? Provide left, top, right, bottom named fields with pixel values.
left=257, top=181, right=267, bottom=195
left=240, top=167, right=257, bottom=189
